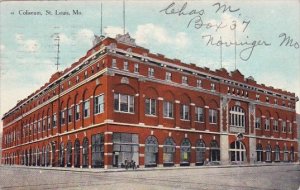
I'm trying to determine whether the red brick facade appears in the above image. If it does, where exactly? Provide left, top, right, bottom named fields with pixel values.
left=1, top=34, right=298, bottom=168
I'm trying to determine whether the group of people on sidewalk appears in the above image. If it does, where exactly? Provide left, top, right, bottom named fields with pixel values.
left=124, top=159, right=137, bottom=170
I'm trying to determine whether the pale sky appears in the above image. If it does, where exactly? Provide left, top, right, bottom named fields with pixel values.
left=0, top=0, right=299, bottom=133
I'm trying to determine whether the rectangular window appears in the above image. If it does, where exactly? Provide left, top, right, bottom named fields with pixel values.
left=256, top=94, right=260, bottom=101
left=112, top=58, right=117, bottom=68
left=38, top=120, right=41, bottom=133
left=92, top=133, right=104, bottom=168
left=166, top=72, right=172, bottom=81
left=265, top=118, right=270, bottom=130
left=163, top=101, right=174, bottom=118
left=145, top=98, right=156, bottom=116
left=68, top=107, right=73, bottom=123
left=180, top=104, right=190, bottom=120
left=274, top=99, right=278, bottom=105
left=75, top=104, right=80, bottom=120
left=148, top=68, right=154, bottom=77
left=255, top=117, right=261, bottom=129
left=114, top=93, right=134, bottom=113
left=211, top=83, right=215, bottom=91
left=182, top=76, right=188, bottom=85
left=288, top=122, right=292, bottom=133
left=197, top=80, right=202, bottom=88
left=83, top=100, right=90, bottom=118
left=273, top=120, right=278, bottom=131
left=195, top=107, right=204, bottom=122
left=60, top=110, right=65, bottom=125
left=266, top=97, right=269, bottom=103
left=48, top=116, right=51, bottom=129
left=123, top=61, right=128, bottom=70
left=134, top=63, right=139, bottom=73
left=52, top=114, right=57, bottom=128
left=209, top=109, right=217, bottom=124
left=282, top=121, right=286, bottom=132
left=94, top=94, right=104, bottom=114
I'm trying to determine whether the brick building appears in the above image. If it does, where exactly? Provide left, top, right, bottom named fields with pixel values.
left=1, top=34, right=298, bottom=169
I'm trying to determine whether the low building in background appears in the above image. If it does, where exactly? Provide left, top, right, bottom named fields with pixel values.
left=1, top=34, right=298, bottom=169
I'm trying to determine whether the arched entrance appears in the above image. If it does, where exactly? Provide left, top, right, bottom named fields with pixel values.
left=230, top=141, right=246, bottom=163
left=145, top=135, right=158, bottom=167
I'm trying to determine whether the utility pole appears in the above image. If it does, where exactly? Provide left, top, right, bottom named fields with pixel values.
left=54, top=34, right=60, bottom=71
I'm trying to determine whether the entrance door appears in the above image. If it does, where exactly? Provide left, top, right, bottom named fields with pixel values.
left=230, top=141, right=246, bottom=163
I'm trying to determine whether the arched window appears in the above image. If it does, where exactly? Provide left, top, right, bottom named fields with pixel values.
left=82, top=138, right=89, bottom=168
left=230, top=141, right=246, bottom=162
left=230, top=106, right=245, bottom=127
left=92, top=133, right=104, bottom=168
left=195, top=140, right=206, bottom=165
left=266, top=145, right=272, bottom=162
left=74, top=139, right=80, bottom=168
left=66, top=141, right=72, bottom=167
left=145, top=136, right=158, bottom=167
left=180, top=138, right=191, bottom=166
left=45, top=145, right=50, bottom=166
left=290, top=147, right=294, bottom=161
left=256, top=144, right=263, bottom=162
left=41, top=147, right=45, bottom=166
left=51, top=142, right=56, bottom=167
left=32, top=148, right=37, bottom=166
left=283, top=145, right=288, bottom=162
left=274, top=145, right=280, bottom=162
left=59, top=142, right=65, bottom=167
left=210, top=141, right=220, bottom=162
left=163, top=137, right=175, bottom=166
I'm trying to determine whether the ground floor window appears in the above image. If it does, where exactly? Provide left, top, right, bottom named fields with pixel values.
left=163, top=137, right=176, bottom=166
left=283, top=145, right=288, bottom=162
left=74, top=139, right=80, bottom=168
left=92, top=133, right=104, bottom=168
left=274, top=145, right=280, bottom=162
left=145, top=135, right=158, bottom=167
left=51, top=142, right=56, bottom=167
left=230, top=141, right=246, bottom=162
left=290, top=147, right=294, bottom=161
left=210, top=141, right=220, bottom=162
left=256, top=144, right=263, bottom=162
left=45, top=145, right=50, bottom=166
left=113, top=133, right=139, bottom=168
left=66, top=141, right=72, bottom=167
left=195, top=140, right=206, bottom=165
left=59, top=143, right=65, bottom=167
left=82, top=138, right=89, bottom=168
left=180, top=138, right=191, bottom=166
left=266, top=145, right=272, bottom=162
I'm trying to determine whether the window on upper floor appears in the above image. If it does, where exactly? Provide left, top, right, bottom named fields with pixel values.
left=123, top=61, right=128, bottom=71
left=211, top=83, right=215, bottom=91
left=112, top=58, right=117, bottom=68
left=264, top=118, right=270, bottom=130
left=256, top=94, right=260, bottom=101
left=209, top=109, right=218, bottom=124
left=273, top=120, right=278, bottom=131
left=195, top=107, right=204, bottom=122
left=76, top=76, right=80, bottom=83
left=94, top=94, right=104, bottom=114
left=134, top=63, right=139, bottom=73
left=230, top=106, right=245, bottom=128
left=75, top=104, right=80, bottom=120
left=166, top=72, right=172, bottom=81
left=266, top=97, right=269, bottom=103
left=148, top=68, right=154, bottom=77
left=288, top=122, right=292, bottom=133
left=163, top=101, right=174, bottom=118
left=282, top=101, right=286, bottom=106
left=68, top=107, right=73, bottom=123
left=145, top=98, right=156, bottom=116
left=83, top=100, right=90, bottom=118
left=274, top=99, right=277, bottom=105
left=52, top=113, right=57, bottom=128
left=60, top=110, right=65, bottom=125
left=114, top=93, right=134, bottom=113
left=197, top=80, right=202, bottom=88
left=182, top=76, right=188, bottom=85
left=282, top=121, right=286, bottom=132
left=68, top=80, right=71, bottom=87
left=84, top=71, right=88, bottom=79
left=180, top=104, right=190, bottom=120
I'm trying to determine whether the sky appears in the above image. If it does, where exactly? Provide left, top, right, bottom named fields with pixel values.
left=0, top=0, right=299, bottom=134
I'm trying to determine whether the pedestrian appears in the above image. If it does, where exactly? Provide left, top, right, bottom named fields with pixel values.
left=125, top=159, right=128, bottom=170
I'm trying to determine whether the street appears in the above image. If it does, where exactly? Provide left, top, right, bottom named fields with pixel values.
left=0, top=164, right=299, bottom=190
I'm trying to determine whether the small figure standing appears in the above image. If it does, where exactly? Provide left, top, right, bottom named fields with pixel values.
left=125, top=159, right=128, bottom=170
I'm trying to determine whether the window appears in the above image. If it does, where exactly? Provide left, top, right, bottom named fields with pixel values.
left=195, top=140, right=206, bottom=165
left=112, top=58, right=117, bottom=68
left=94, top=94, right=104, bottom=114
left=182, top=76, right=188, bottom=85
left=211, top=83, right=215, bottom=91
left=256, top=94, right=260, bottom=101
left=266, top=145, right=272, bottom=162
left=256, top=144, right=263, bottom=162
left=84, top=71, right=88, bottom=79
left=282, top=101, right=285, bottom=106
left=145, top=136, right=158, bottom=167
left=255, top=117, right=261, bottom=129
left=123, top=61, right=128, bottom=70
left=209, top=109, right=218, bottom=124
left=266, top=97, right=269, bottom=103
left=290, top=147, right=294, bottom=161
left=83, top=100, right=90, bottom=118
left=92, top=133, right=104, bottom=168
left=68, top=107, right=72, bottom=123
left=145, top=98, right=156, bottom=116
left=163, top=137, right=175, bottom=166
left=230, top=141, right=246, bottom=162
left=82, top=138, right=89, bottom=168
left=134, top=63, right=139, bottom=73
left=163, top=101, right=174, bottom=118
left=274, top=99, right=278, bottom=105
left=148, top=68, right=154, bottom=77
left=75, top=104, right=80, bottom=120
left=230, top=106, right=245, bottom=127
left=52, top=114, right=57, bottom=128
left=288, top=122, right=292, bottom=133
left=166, top=72, right=172, bottom=81
left=74, top=140, right=80, bottom=168
left=114, top=93, right=134, bottom=113
left=48, top=116, right=51, bottom=129
left=274, top=145, right=280, bottom=162
left=210, top=141, right=220, bottom=162
left=180, top=139, right=191, bottom=165
left=195, top=107, right=204, bottom=122
left=197, top=80, right=202, bottom=88
left=66, top=141, right=72, bottom=167
left=76, top=76, right=79, bottom=83
left=60, top=110, right=65, bottom=125
left=283, top=145, right=288, bottom=162
left=68, top=80, right=71, bottom=87
left=59, top=143, right=65, bottom=167
left=282, top=121, right=286, bottom=132
left=180, top=104, right=190, bottom=120
left=265, top=118, right=270, bottom=130
left=273, top=120, right=278, bottom=131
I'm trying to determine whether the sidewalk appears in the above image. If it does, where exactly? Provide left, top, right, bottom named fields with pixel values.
left=1, top=162, right=299, bottom=173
